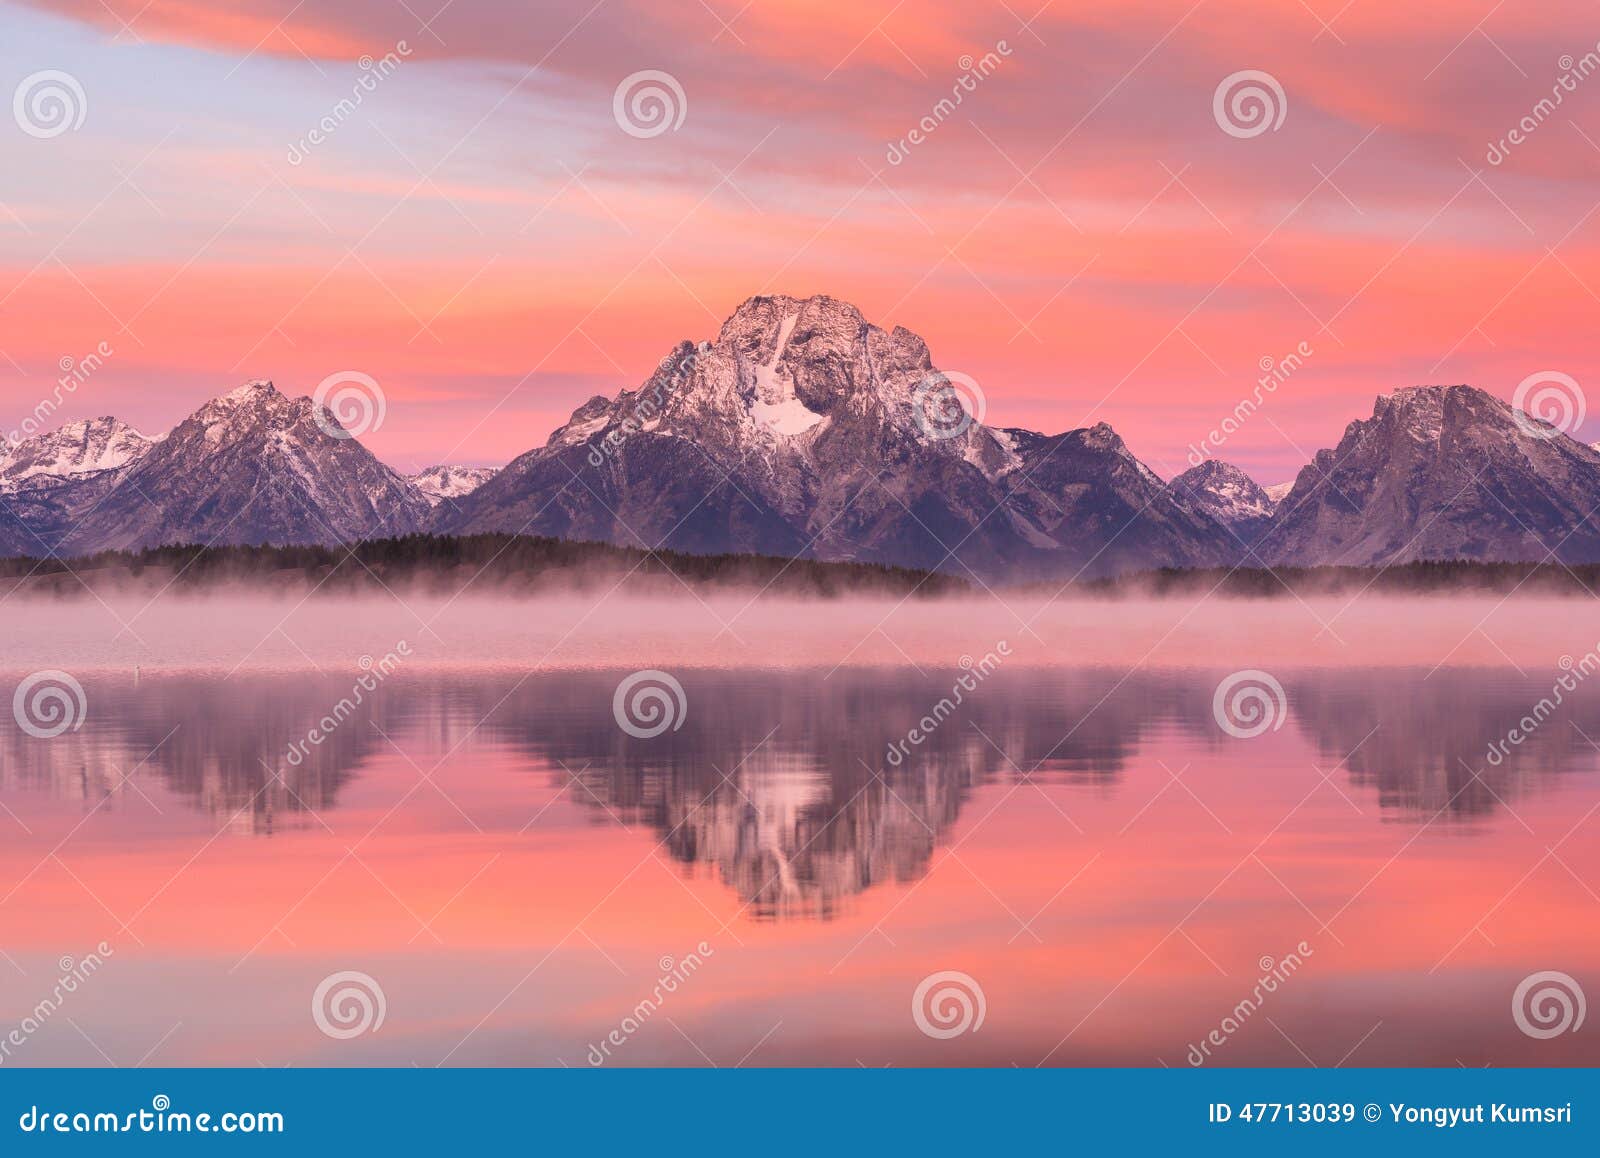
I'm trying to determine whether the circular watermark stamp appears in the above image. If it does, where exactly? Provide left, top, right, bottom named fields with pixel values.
left=911, top=371, right=986, bottom=441
left=911, top=970, right=986, bottom=1039
left=1212, top=70, right=1287, bottom=139
left=312, top=970, right=387, bottom=1039
left=612, top=669, right=687, bottom=739
left=312, top=371, right=386, bottom=439
left=1511, top=371, right=1584, bottom=440
left=612, top=70, right=687, bottom=139
left=1512, top=970, right=1586, bottom=1039
left=13, top=670, right=87, bottom=739
left=13, top=70, right=86, bottom=139
left=1212, top=669, right=1288, bottom=739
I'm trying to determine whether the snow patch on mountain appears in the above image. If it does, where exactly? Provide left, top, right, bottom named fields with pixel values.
left=435, top=293, right=1236, bottom=579
left=409, top=465, right=498, bottom=505
left=558, top=413, right=613, bottom=444
left=1168, top=459, right=1274, bottom=539
left=0, top=417, right=158, bottom=491
left=40, top=379, right=434, bottom=555
left=198, top=379, right=286, bottom=446
left=752, top=311, right=797, bottom=398
left=747, top=308, right=825, bottom=435
left=751, top=395, right=826, bottom=435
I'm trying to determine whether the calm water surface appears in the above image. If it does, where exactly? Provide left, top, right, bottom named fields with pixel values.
left=0, top=665, right=1596, bottom=1067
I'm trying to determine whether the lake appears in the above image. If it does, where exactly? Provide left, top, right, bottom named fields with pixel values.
left=1, top=599, right=1596, bottom=1067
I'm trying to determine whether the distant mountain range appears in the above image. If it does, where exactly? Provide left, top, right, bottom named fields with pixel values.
left=4, top=293, right=1598, bottom=578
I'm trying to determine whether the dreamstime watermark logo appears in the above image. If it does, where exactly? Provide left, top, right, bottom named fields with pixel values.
left=312, top=970, right=386, bottom=1039
left=911, top=370, right=986, bottom=441
left=286, top=43, right=411, bottom=164
left=17, top=1095, right=283, bottom=1135
left=1511, top=370, right=1584, bottom=440
left=13, top=70, right=87, bottom=139
left=285, top=643, right=410, bottom=766
left=612, top=70, right=687, bottom=138
left=1187, top=341, right=1313, bottom=465
left=1186, top=943, right=1313, bottom=1065
left=612, top=670, right=687, bottom=739
left=12, top=670, right=86, bottom=739
left=885, top=41, right=1013, bottom=165
left=886, top=644, right=1010, bottom=766
left=313, top=371, right=386, bottom=439
left=1211, top=670, right=1287, bottom=739
left=1512, top=970, right=1585, bottom=1039
left=1212, top=70, right=1287, bottom=139
left=587, top=344, right=702, bottom=467
left=6, top=341, right=113, bottom=448
left=586, top=942, right=715, bottom=1065
left=0, top=943, right=114, bottom=1066
left=1485, top=647, right=1600, bottom=767
left=912, top=971, right=986, bottom=1039
left=1487, top=44, right=1600, bottom=165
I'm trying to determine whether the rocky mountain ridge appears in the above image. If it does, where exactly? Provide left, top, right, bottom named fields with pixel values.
left=408, top=465, right=498, bottom=505
left=436, top=294, right=1228, bottom=579
left=3, top=296, right=1597, bottom=576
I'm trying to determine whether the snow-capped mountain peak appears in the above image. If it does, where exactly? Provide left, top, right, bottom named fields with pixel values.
left=36, top=380, right=433, bottom=555
left=0, top=416, right=158, bottom=491
left=8, top=305, right=1599, bottom=579
left=188, top=379, right=310, bottom=446
left=222, top=378, right=278, bottom=402
left=1167, top=459, right=1274, bottom=540
left=408, top=465, right=498, bottom=505
left=437, top=293, right=1232, bottom=579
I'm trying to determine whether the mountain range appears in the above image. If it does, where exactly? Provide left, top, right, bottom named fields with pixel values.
left=4, top=293, right=1598, bottom=579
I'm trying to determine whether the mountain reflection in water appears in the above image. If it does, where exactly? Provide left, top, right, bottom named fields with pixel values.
left=1, top=667, right=1589, bottom=918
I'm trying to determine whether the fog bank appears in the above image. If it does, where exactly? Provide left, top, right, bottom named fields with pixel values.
left=0, top=590, right=1586, bottom=674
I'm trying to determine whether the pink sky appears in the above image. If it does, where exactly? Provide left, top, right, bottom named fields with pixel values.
left=4, top=0, right=1600, bottom=479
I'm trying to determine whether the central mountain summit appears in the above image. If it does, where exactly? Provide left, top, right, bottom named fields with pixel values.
left=435, top=294, right=1229, bottom=578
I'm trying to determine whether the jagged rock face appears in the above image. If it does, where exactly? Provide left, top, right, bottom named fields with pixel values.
left=10, top=311, right=1597, bottom=578
left=0, top=417, right=157, bottom=490
left=0, top=468, right=123, bottom=556
left=408, top=465, right=497, bottom=506
left=1259, top=385, right=1600, bottom=566
left=52, top=381, right=430, bottom=555
left=0, top=417, right=162, bottom=555
left=1004, top=425, right=1235, bottom=574
left=437, top=294, right=1230, bottom=578
left=1169, top=459, right=1276, bottom=545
